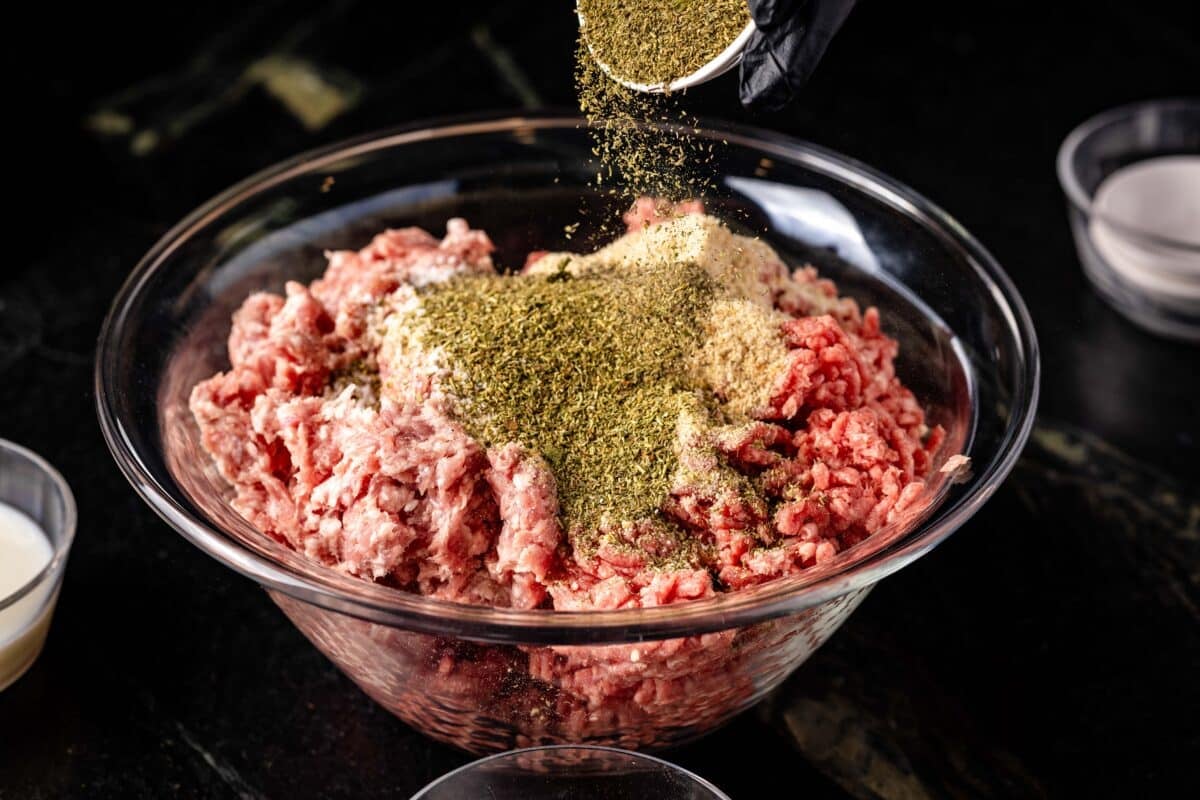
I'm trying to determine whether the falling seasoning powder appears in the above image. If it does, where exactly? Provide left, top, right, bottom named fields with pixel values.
left=575, top=47, right=709, bottom=201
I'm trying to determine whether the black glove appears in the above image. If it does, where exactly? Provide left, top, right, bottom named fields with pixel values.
left=739, top=0, right=857, bottom=111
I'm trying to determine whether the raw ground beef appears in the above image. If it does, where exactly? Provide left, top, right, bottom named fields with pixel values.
left=190, top=204, right=947, bottom=745
left=192, top=207, right=943, bottom=608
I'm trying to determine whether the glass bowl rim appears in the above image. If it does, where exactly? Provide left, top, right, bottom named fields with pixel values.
left=1056, top=96, right=1200, bottom=253
left=0, top=438, right=77, bottom=612
left=95, top=111, right=1039, bottom=644
left=410, top=744, right=730, bottom=799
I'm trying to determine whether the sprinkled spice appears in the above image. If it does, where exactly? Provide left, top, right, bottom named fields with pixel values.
left=329, top=357, right=381, bottom=405
left=688, top=299, right=793, bottom=418
left=416, top=259, right=717, bottom=541
left=575, top=40, right=715, bottom=202
left=578, top=0, right=751, bottom=88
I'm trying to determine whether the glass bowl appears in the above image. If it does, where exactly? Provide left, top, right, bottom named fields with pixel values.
left=1058, top=98, right=1200, bottom=342
left=411, top=746, right=729, bottom=799
left=0, top=439, right=77, bottom=690
left=96, top=113, right=1038, bottom=752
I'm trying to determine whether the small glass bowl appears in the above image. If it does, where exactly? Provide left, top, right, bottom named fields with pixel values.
left=1058, top=98, right=1200, bottom=342
left=0, top=439, right=76, bottom=690
left=96, top=114, right=1039, bottom=752
left=412, top=746, right=729, bottom=800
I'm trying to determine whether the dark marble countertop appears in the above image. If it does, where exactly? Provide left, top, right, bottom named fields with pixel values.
left=2, top=1, right=1197, bottom=797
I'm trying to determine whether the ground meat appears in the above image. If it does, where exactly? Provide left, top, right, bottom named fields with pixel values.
left=622, top=197, right=707, bottom=231
left=190, top=207, right=948, bottom=746
left=191, top=221, right=513, bottom=606
left=312, top=221, right=496, bottom=342
left=194, top=217, right=942, bottom=595
left=485, top=444, right=561, bottom=610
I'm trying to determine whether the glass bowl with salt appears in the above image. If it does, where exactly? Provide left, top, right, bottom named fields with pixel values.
left=1058, top=98, right=1200, bottom=342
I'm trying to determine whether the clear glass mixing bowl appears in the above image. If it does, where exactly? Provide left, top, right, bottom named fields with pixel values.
left=411, top=746, right=730, bottom=799
left=96, top=114, right=1038, bottom=753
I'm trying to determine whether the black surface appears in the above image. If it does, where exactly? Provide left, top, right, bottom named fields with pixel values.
left=2, top=2, right=1198, bottom=797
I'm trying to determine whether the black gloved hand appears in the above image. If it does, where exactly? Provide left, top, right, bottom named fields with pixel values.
left=739, top=0, right=857, bottom=111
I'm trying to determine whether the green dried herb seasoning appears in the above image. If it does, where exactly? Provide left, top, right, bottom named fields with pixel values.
left=578, top=0, right=751, bottom=87
left=416, top=259, right=717, bottom=544
left=329, top=357, right=381, bottom=405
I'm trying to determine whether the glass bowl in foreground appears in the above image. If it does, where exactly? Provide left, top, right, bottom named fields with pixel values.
left=96, top=114, right=1038, bottom=752
left=411, top=746, right=730, bottom=799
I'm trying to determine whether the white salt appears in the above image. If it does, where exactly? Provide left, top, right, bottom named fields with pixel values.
left=1089, top=156, right=1200, bottom=310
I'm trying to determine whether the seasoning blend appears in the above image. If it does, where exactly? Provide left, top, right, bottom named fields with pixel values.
left=577, top=0, right=752, bottom=91
left=412, top=254, right=717, bottom=545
